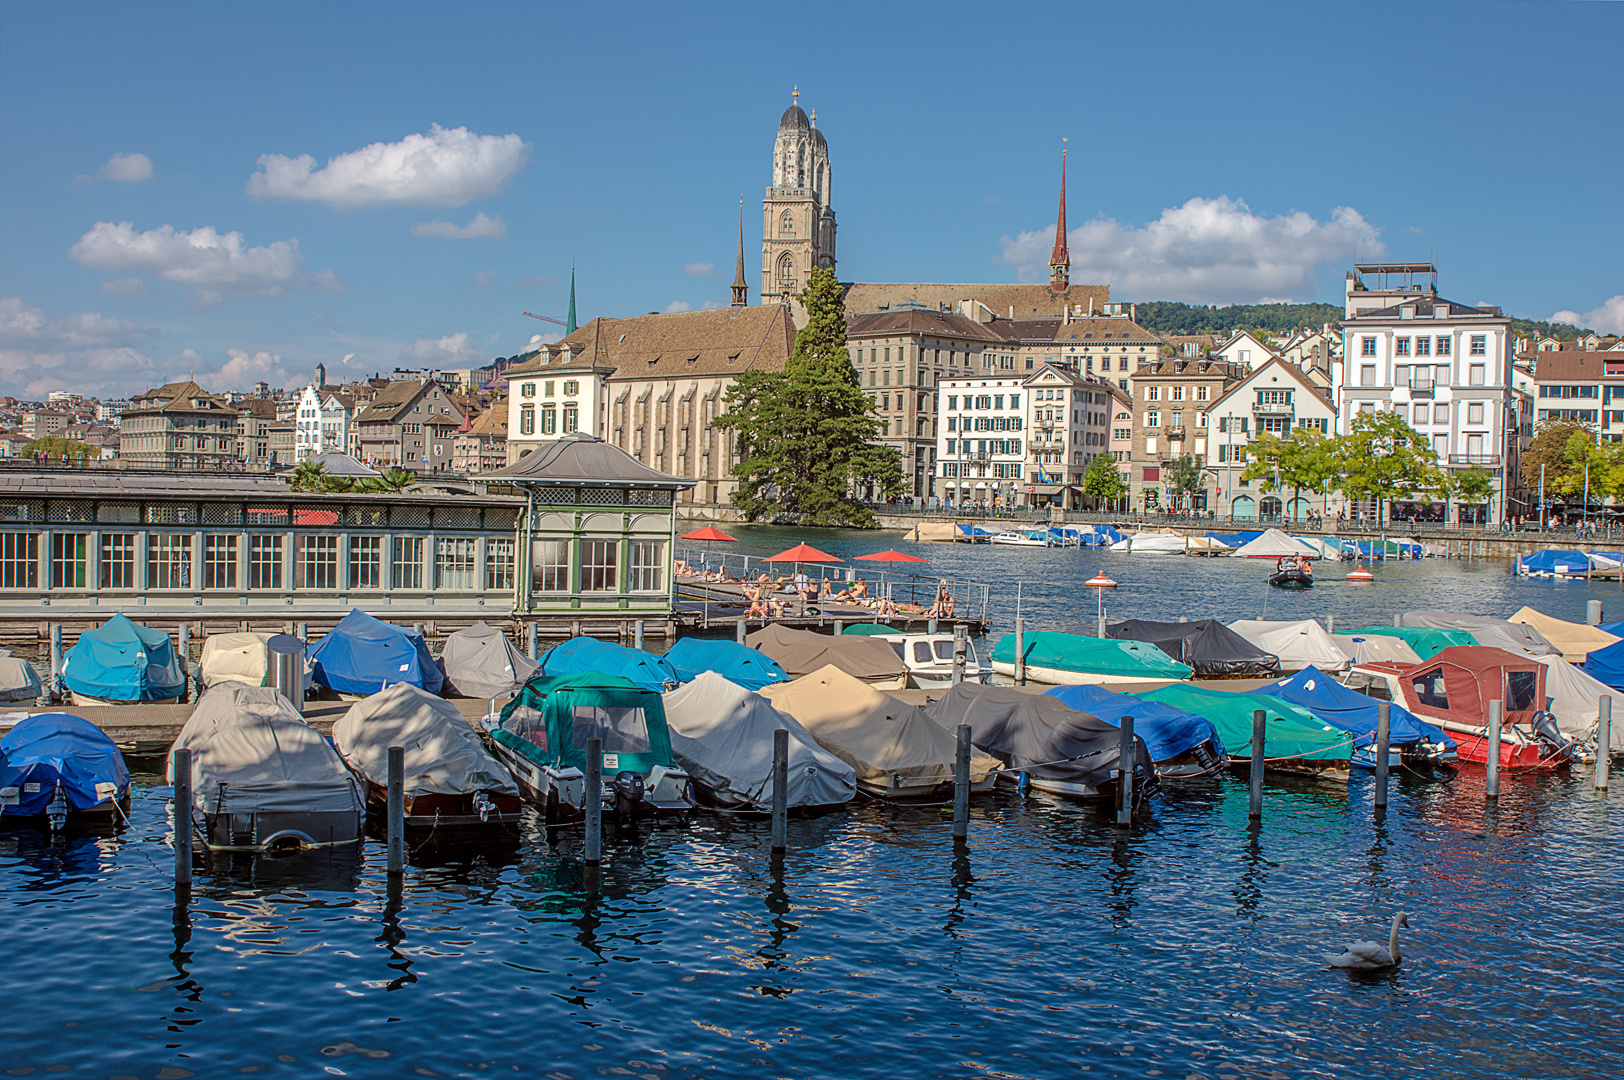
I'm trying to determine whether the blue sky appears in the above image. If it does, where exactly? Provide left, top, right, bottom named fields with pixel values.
left=2, top=0, right=1621, bottom=400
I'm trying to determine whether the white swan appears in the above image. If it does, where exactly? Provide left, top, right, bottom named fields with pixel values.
left=1325, top=913, right=1408, bottom=969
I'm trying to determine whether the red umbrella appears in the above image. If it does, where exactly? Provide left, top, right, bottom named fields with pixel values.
left=852, top=551, right=927, bottom=563
left=681, top=526, right=738, bottom=543
left=761, top=543, right=842, bottom=563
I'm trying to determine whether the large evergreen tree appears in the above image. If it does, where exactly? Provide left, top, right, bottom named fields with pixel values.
left=713, top=268, right=903, bottom=527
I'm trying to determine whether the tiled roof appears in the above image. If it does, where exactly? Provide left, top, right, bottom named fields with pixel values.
left=516, top=305, right=795, bottom=381
left=1533, top=351, right=1624, bottom=382
left=843, top=282, right=1109, bottom=319
left=845, top=309, right=1004, bottom=343
left=1052, top=318, right=1164, bottom=345
left=125, top=381, right=238, bottom=416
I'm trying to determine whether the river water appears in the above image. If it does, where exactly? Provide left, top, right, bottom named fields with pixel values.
left=6, top=528, right=1623, bottom=1078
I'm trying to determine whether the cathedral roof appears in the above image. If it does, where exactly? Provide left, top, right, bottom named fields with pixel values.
left=779, top=104, right=811, bottom=133
left=549, top=306, right=796, bottom=381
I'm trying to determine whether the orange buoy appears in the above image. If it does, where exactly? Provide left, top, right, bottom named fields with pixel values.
left=1085, top=573, right=1117, bottom=589
left=1346, top=567, right=1374, bottom=583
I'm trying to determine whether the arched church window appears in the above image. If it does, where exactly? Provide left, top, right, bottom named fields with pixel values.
left=777, top=252, right=795, bottom=286
left=780, top=209, right=794, bottom=237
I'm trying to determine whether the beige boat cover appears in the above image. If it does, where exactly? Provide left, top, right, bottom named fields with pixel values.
left=1508, top=607, right=1620, bottom=663
left=437, top=622, right=541, bottom=699
left=1227, top=619, right=1352, bottom=673
left=199, top=632, right=274, bottom=687
left=761, top=665, right=998, bottom=789
left=1533, top=655, right=1624, bottom=752
left=332, top=683, right=519, bottom=797
left=0, top=648, right=41, bottom=703
left=1332, top=633, right=1422, bottom=666
left=169, top=685, right=362, bottom=816
left=1398, top=610, right=1560, bottom=658
left=909, top=521, right=961, bottom=542
left=662, top=672, right=854, bottom=809
left=746, top=624, right=908, bottom=684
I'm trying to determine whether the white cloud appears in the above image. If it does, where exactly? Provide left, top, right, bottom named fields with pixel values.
left=0, top=296, right=159, bottom=398
left=411, top=211, right=507, bottom=240
left=665, top=301, right=694, bottom=313
left=474, top=270, right=498, bottom=288
left=247, top=124, right=530, bottom=209
left=700, top=299, right=729, bottom=310
left=68, top=220, right=335, bottom=303
left=996, top=195, right=1384, bottom=305
left=684, top=262, right=716, bottom=277
left=99, top=152, right=154, bottom=182
left=1551, top=295, right=1624, bottom=336
left=99, top=277, right=162, bottom=298
left=173, top=347, right=305, bottom=392
left=399, top=332, right=485, bottom=367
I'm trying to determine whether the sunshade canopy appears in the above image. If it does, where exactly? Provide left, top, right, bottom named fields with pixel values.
left=1402, top=646, right=1547, bottom=727
left=1044, top=683, right=1224, bottom=762
left=1508, top=606, right=1620, bottom=663
left=1258, top=666, right=1451, bottom=751
left=1345, top=625, right=1475, bottom=661
left=0, top=713, right=129, bottom=815
left=662, top=672, right=853, bottom=809
left=746, top=624, right=908, bottom=683
left=661, top=637, right=789, bottom=692
left=537, top=636, right=680, bottom=692
left=335, top=683, right=517, bottom=796
left=1136, top=684, right=1352, bottom=761
left=1227, top=620, right=1352, bottom=673
left=308, top=609, right=442, bottom=696
left=438, top=622, right=541, bottom=699
left=1399, top=611, right=1559, bottom=658
left=61, top=614, right=186, bottom=703
left=170, top=685, right=361, bottom=817
left=761, top=543, right=842, bottom=563
left=853, top=551, right=927, bottom=562
left=680, top=526, right=738, bottom=542
left=1107, top=619, right=1281, bottom=678
left=496, top=671, right=676, bottom=777
left=927, top=683, right=1150, bottom=790
left=991, top=630, right=1193, bottom=680
left=761, top=665, right=998, bottom=788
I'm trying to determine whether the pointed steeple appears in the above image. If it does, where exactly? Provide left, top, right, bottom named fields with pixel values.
left=731, top=199, right=749, bottom=307
left=565, top=267, right=578, bottom=335
left=1049, top=146, right=1070, bottom=291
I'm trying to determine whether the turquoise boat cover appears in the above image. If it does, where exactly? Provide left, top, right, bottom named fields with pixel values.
left=539, top=637, right=680, bottom=692
left=1345, top=625, right=1475, bottom=661
left=993, top=631, right=1193, bottom=680
left=61, top=614, right=185, bottom=703
left=496, top=671, right=676, bottom=776
left=1137, top=684, right=1352, bottom=762
left=662, top=637, right=789, bottom=691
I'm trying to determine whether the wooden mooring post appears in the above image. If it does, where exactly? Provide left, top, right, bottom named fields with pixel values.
left=952, top=725, right=971, bottom=843
left=1116, top=715, right=1136, bottom=829
left=1374, top=701, right=1391, bottom=813
left=951, top=624, right=967, bottom=685
left=770, top=728, right=789, bottom=853
left=1248, top=709, right=1266, bottom=820
left=172, top=747, right=193, bottom=886
left=1597, top=696, right=1611, bottom=792
left=386, top=745, right=405, bottom=876
left=1486, top=699, right=1502, bottom=800
left=583, top=736, right=603, bottom=866
left=48, top=624, right=62, bottom=705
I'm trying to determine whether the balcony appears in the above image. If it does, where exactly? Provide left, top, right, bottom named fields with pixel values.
left=1408, top=378, right=1435, bottom=397
left=1252, top=403, right=1294, bottom=418
left=1448, top=454, right=1501, bottom=467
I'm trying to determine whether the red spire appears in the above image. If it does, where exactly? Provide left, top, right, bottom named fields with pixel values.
left=1049, top=148, right=1070, bottom=290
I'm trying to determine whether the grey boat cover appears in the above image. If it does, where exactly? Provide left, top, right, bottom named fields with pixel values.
left=0, top=648, right=41, bottom=703
left=760, top=665, right=998, bottom=790
left=438, top=622, right=540, bottom=699
left=1534, top=655, right=1624, bottom=752
left=926, top=683, right=1149, bottom=791
left=1398, top=611, right=1560, bottom=658
left=1107, top=619, right=1281, bottom=677
left=1332, top=633, right=1422, bottom=666
left=662, top=671, right=854, bottom=809
left=168, top=685, right=362, bottom=816
left=1227, top=620, right=1352, bottom=673
left=332, top=683, right=519, bottom=797
left=746, top=624, right=908, bottom=684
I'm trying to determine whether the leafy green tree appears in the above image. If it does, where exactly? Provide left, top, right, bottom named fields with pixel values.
left=713, top=267, right=903, bottom=527
left=1082, top=453, right=1125, bottom=509
left=1450, top=465, right=1494, bottom=504
left=1330, top=411, right=1445, bottom=524
left=1133, top=301, right=1343, bottom=337
left=1241, top=426, right=1338, bottom=521
left=355, top=467, right=415, bottom=494
left=23, top=435, right=98, bottom=462
left=1169, top=454, right=1205, bottom=510
left=288, top=461, right=328, bottom=492
left=1522, top=418, right=1594, bottom=498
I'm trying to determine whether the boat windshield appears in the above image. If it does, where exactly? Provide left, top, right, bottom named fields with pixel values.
left=571, top=705, right=652, bottom=755
left=931, top=639, right=977, bottom=664
left=505, top=706, right=548, bottom=750
left=1506, top=671, right=1539, bottom=713
left=913, top=641, right=934, bottom=664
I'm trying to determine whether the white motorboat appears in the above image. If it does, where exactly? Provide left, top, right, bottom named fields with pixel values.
left=861, top=632, right=994, bottom=688
left=989, top=531, right=1048, bottom=547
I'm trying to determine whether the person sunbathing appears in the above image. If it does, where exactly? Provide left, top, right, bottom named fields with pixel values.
left=849, top=579, right=869, bottom=600
left=819, top=579, right=833, bottom=599
left=675, top=560, right=691, bottom=577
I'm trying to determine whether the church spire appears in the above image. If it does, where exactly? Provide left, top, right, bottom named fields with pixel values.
left=566, top=267, right=577, bottom=335
left=1049, top=146, right=1070, bottom=291
left=731, top=199, right=748, bottom=307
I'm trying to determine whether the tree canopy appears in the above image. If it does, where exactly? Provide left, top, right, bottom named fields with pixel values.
left=1240, top=426, right=1338, bottom=510
left=23, top=435, right=98, bottom=461
left=1081, top=453, right=1125, bottom=505
left=712, top=268, right=903, bottom=527
left=1132, top=301, right=1342, bottom=337
left=1331, top=410, right=1446, bottom=516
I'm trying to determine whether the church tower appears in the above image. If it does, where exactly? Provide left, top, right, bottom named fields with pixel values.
left=762, top=87, right=836, bottom=305
left=1049, top=148, right=1070, bottom=291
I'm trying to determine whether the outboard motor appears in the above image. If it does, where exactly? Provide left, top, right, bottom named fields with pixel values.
left=1531, top=711, right=1574, bottom=762
left=611, top=771, right=645, bottom=823
left=473, top=790, right=495, bottom=823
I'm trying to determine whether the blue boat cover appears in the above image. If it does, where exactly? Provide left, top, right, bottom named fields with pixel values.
left=663, top=637, right=789, bottom=691
left=61, top=614, right=186, bottom=703
left=0, top=713, right=129, bottom=816
left=1045, top=683, right=1223, bottom=762
left=1257, top=666, right=1454, bottom=751
left=1518, top=550, right=1590, bottom=575
left=538, top=637, right=681, bottom=692
left=308, top=609, right=442, bottom=696
left=1583, top=637, right=1624, bottom=690
left=956, top=524, right=997, bottom=538
left=1597, top=621, right=1624, bottom=637
left=1206, top=531, right=1263, bottom=548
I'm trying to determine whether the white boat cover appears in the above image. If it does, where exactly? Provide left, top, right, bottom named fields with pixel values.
left=1109, top=533, right=1189, bottom=554
left=1398, top=611, right=1560, bottom=658
left=1533, top=655, right=1624, bottom=752
left=760, top=665, right=999, bottom=790
left=1508, top=607, right=1620, bottom=663
left=169, top=685, right=362, bottom=815
left=332, top=683, right=519, bottom=797
left=1331, top=633, right=1422, bottom=666
left=1227, top=619, right=1352, bottom=673
left=437, top=622, right=540, bottom=699
left=0, top=648, right=41, bottom=703
left=662, top=672, right=854, bottom=809
left=199, top=632, right=274, bottom=687
left=1229, top=528, right=1320, bottom=559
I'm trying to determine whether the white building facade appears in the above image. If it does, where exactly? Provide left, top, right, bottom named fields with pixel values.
left=936, top=378, right=1026, bottom=506
left=1022, top=364, right=1114, bottom=508
left=294, top=385, right=354, bottom=463
left=1204, top=358, right=1340, bottom=522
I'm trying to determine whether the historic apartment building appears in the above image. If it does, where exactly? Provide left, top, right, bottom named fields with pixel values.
left=1022, top=364, right=1117, bottom=507
left=1203, top=357, right=1339, bottom=521
left=1529, top=350, right=1624, bottom=439
left=1126, top=358, right=1246, bottom=511
left=354, top=377, right=466, bottom=470
left=935, top=377, right=1028, bottom=506
left=117, top=381, right=240, bottom=470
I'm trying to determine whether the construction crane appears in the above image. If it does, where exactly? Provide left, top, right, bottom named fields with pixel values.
left=522, top=311, right=566, bottom=326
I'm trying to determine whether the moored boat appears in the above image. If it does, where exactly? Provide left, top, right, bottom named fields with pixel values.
left=308, top=609, right=442, bottom=698
left=0, top=713, right=130, bottom=829
left=842, top=625, right=992, bottom=687
left=990, top=630, right=1193, bottom=686
left=1258, top=666, right=1455, bottom=768
left=1107, top=619, right=1281, bottom=678
left=61, top=614, right=186, bottom=706
left=746, top=624, right=909, bottom=689
left=1043, top=683, right=1225, bottom=779
left=437, top=622, right=541, bottom=699
left=1136, top=683, right=1354, bottom=781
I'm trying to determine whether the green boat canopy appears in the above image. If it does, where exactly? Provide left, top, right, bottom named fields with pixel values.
left=842, top=624, right=899, bottom=636
left=1136, top=684, right=1352, bottom=761
left=495, top=671, right=676, bottom=776
left=1345, top=626, right=1476, bottom=661
left=992, top=630, right=1194, bottom=680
